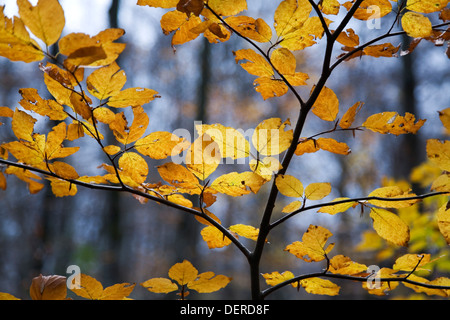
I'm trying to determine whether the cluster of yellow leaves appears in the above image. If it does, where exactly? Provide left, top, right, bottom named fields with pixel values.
left=0, top=273, right=135, bottom=300
left=141, top=260, right=231, bottom=298
left=402, top=0, right=449, bottom=38
left=263, top=224, right=450, bottom=297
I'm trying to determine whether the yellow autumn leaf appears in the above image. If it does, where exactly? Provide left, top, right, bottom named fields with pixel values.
left=252, top=118, right=293, bottom=156
left=392, top=253, right=433, bottom=271
left=19, top=88, right=67, bottom=121
left=431, top=173, right=450, bottom=192
left=342, top=0, right=392, bottom=20
left=285, top=224, right=335, bottom=262
left=188, top=272, right=232, bottom=293
left=141, top=278, right=178, bottom=294
left=71, top=274, right=134, bottom=300
left=208, top=0, right=247, bottom=16
left=17, top=0, right=64, bottom=46
left=274, top=0, right=312, bottom=39
left=234, top=48, right=273, bottom=77
left=229, top=224, right=259, bottom=241
left=135, top=131, right=189, bottom=160
left=438, top=108, right=450, bottom=134
left=318, top=197, right=356, bottom=215
left=48, top=177, right=77, bottom=197
left=427, top=139, right=450, bottom=171
left=137, top=0, right=178, bottom=8
left=160, top=10, right=202, bottom=46
left=282, top=200, right=303, bottom=213
left=336, top=28, right=360, bottom=47
left=253, top=77, right=289, bottom=100
left=118, top=152, right=148, bottom=185
left=362, top=43, right=401, bottom=58
left=4, top=166, right=44, bottom=194
left=250, top=156, right=282, bottom=180
left=275, top=174, right=304, bottom=197
left=305, top=182, right=331, bottom=200
left=225, top=16, right=272, bottom=43
left=406, top=0, right=449, bottom=13
left=108, top=87, right=159, bottom=108
left=370, top=207, right=410, bottom=246
left=402, top=12, right=432, bottom=38
left=270, top=48, right=309, bottom=85
left=437, top=202, right=450, bottom=244
left=311, top=86, right=339, bottom=122
left=168, top=260, right=198, bottom=286
left=51, top=161, right=79, bottom=180
left=0, top=292, right=20, bottom=300
left=103, top=145, right=121, bottom=155
left=262, top=271, right=295, bottom=286
left=339, top=101, right=364, bottom=129
left=58, top=29, right=125, bottom=67
left=362, top=111, right=426, bottom=135
left=210, top=171, right=263, bottom=196
left=403, top=274, right=449, bottom=297
left=86, top=62, right=126, bottom=100
left=0, top=6, right=44, bottom=62
left=367, top=186, right=419, bottom=208
left=200, top=225, right=233, bottom=249
left=328, top=255, right=368, bottom=275
left=319, top=0, right=341, bottom=15
left=197, top=123, right=250, bottom=159
left=11, top=108, right=36, bottom=142
left=316, top=138, right=351, bottom=155
left=300, top=277, right=340, bottom=296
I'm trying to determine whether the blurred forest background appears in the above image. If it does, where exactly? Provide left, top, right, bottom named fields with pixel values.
left=0, top=0, right=449, bottom=300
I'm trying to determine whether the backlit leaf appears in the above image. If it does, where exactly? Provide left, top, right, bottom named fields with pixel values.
left=402, top=12, right=432, bottom=38
left=158, top=162, right=199, bottom=187
left=71, top=274, right=134, bottom=300
left=274, top=0, right=312, bottom=39
left=17, top=0, right=64, bottom=46
left=234, top=49, right=273, bottom=77
left=262, top=271, right=295, bottom=286
left=437, top=202, right=450, bottom=244
left=18, top=88, right=67, bottom=121
left=229, top=224, right=259, bottom=241
left=86, top=62, right=126, bottom=100
left=406, top=0, right=449, bottom=13
left=319, top=0, right=341, bottom=15
left=370, top=207, right=410, bottom=246
left=11, top=109, right=36, bottom=142
left=363, top=43, right=401, bottom=58
left=275, top=174, right=304, bottom=197
left=225, top=16, right=272, bottom=43
left=282, top=200, right=303, bottom=213
left=300, top=277, right=340, bottom=296
left=207, top=0, right=247, bottom=16
left=367, top=186, right=419, bottom=208
left=168, top=260, right=198, bottom=286
left=188, top=272, right=231, bottom=293
left=342, top=0, right=392, bottom=20
left=362, top=112, right=425, bottom=135
left=108, top=87, right=159, bottom=108
left=135, top=131, right=189, bottom=160
left=311, top=86, right=339, bottom=122
left=210, top=171, right=266, bottom=196
left=48, top=177, right=77, bottom=197
left=339, top=101, right=363, bottom=128
left=200, top=225, right=233, bottom=249
left=250, top=156, right=281, bottom=180
left=328, top=255, right=368, bottom=275
left=160, top=10, right=202, bottom=46
left=252, top=118, right=293, bottom=156
left=285, top=224, right=335, bottom=262
left=119, top=152, right=148, bottom=185
left=141, top=278, right=178, bottom=294
left=4, top=166, right=44, bottom=194
left=305, top=182, right=331, bottom=200
left=336, top=28, right=360, bottom=47
left=427, top=139, right=450, bottom=171
left=186, top=134, right=220, bottom=181
left=137, top=0, right=178, bottom=8
left=392, top=253, right=433, bottom=271
left=317, top=197, right=356, bottom=215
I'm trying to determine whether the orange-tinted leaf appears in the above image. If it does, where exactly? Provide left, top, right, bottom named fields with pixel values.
left=86, top=62, right=126, bottom=100
left=17, top=0, right=64, bottom=46
left=29, top=274, right=67, bottom=300
left=70, top=274, right=134, bottom=300
left=229, top=224, right=259, bottom=241
left=262, top=271, right=295, bottom=286
left=319, top=0, right=341, bottom=15
left=342, top=0, right=392, bottom=20
left=4, top=166, right=44, bottom=194
left=48, top=177, right=77, bottom=197
left=336, top=28, right=360, bottom=47
left=363, top=43, right=401, bottom=58
left=11, top=109, right=36, bottom=142
left=225, top=16, right=272, bottom=43
left=160, top=10, right=202, bottom=46
left=18, top=88, right=67, bottom=121
left=108, top=87, right=159, bottom=108
left=311, top=86, right=339, bottom=122
left=362, top=111, right=425, bottom=135
left=135, top=131, right=189, bottom=160
left=339, top=101, right=363, bottom=128
left=157, top=162, right=199, bottom=189
left=200, top=226, right=233, bottom=249
left=119, top=152, right=148, bottom=185
left=137, top=0, right=178, bottom=8
left=234, top=49, right=273, bottom=77
left=328, top=255, right=367, bottom=275
left=285, top=224, right=335, bottom=262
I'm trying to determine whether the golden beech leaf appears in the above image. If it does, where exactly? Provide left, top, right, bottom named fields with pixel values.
left=339, top=101, right=363, bottom=129
left=201, top=226, right=233, bottom=249
left=342, top=0, right=392, bottom=20
left=229, top=224, right=259, bottom=241
left=194, top=208, right=222, bottom=226
left=274, top=0, right=312, bottom=39
left=0, top=171, right=6, bottom=190
left=185, top=134, right=220, bottom=181
left=137, top=0, right=178, bottom=8
left=71, top=274, right=135, bottom=300
left=367, top=186, right=419, bottom=208
left=157, top=162, right=199, bottom=189
left=370, top=208, right=410, bottom=246
left=18, top=88, right=67, bottom=121
left=317, top=197, right=356, bottom=215
left=311, top=86, right=339, bottom=122
left=250, top=156, right=282, bottom=180
left=168, top=260, right=198, bottom=286
left=51, top=161, right=79, bottom=180
left=319, top=0, right=341, bottom=15
left=135, top=131, right=189, bottom=160
left=305, top=182, right=331, bottom=200
left=48, top=177, right=77, bottom=197
left=328, top=255, right=368, bottom=275
left=270, top=48, right=309, bottom=85
left=234, top=49, right=273, bottom=77
left=253, top=118, right=293, bottom=156
left=437, top=202, right=450, bottom=244
left=86, top=62, right=126, bottom=100
left=118, top=152, right=148, bottom=185
left=141, top=278, right=178, bottom=294
left=316, top=138, right=351, bottom=155
left=392, top=253, right=433, bottom=271
left=0, top=6, right=44, bottom=63
left=431, top=173, right=450, bottom=192
left=196, top=123, right=250, bottom=159
left=282, top=200, right=303, bottom=213
left=262, top=271, right=295, bottom=286
left=406, top=0, right=449, bottom=13
left=29, top=274, right=67, bottom=300
left=225, top=16, right=272, bottom=43
left=362, top=43, right=401, bottom=58
left=336, top=28, right=360, bottom=47
left=275, top=174, right=304, bottom=197
left=362, top=111, right=425, bottom=135
left=4, top=166, right=44, bottom=194
left=427, top=139, right=450, bottom=171
left=207, top=0, right=247, bottom=16
left=17, top=0, right=65, bottom=46
left=188, top=272, right=232, bottom=293
left=108, top=87, right=159, bottom=108
left=253, top=77, right=289, bottom=100
left=402, top=12, right=432, bottom=38
left=70, top=92, right=92, bottom=120
left=11, top=108, right=36, bottom=142
left=285, top=224, right=335, bottom=262
left=300, top=278, right=340, bottom=296
left=58, top=29, right=125, bottom=67
left=210, top=172, right=260, bottom=196
left=402, top=274, right=449, bottom=297
left=160, top=10, right=202, bottom=46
